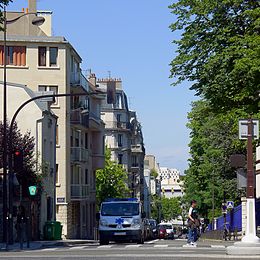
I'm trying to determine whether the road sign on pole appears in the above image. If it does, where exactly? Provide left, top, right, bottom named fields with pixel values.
left=227, top=201, right=234, bottom=209
left=239, top=119, right=259, bottom=140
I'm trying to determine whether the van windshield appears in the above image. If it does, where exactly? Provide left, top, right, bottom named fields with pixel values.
left=101, top=203, right=139, bottom=216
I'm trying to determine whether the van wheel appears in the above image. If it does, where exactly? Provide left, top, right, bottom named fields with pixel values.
left=100, top=239, right=109, bottom=245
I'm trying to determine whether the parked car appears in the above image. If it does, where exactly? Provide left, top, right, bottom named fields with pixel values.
left=158, top=223, right=174, bottom=239
left=158, top=225, right=167, bottom=239
left=149, top=219, right=158, bottom=239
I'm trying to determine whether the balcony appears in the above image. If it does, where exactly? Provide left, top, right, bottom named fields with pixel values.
left=89, top=111, right=103, bottom=130
left=105, top=121, right=131, bottom=131
left=131, top=144, right=144, bottom=153
left=70, top=72, right=89, bottom=92
left=71, top=147, right=89, bottom=162
left=131, top=163, right=140, bottom=172
left=70, top=109, right=89, bottom=128
left=71, top=184, right=90, bottom=200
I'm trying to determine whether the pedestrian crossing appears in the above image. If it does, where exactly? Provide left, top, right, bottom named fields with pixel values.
left=39, top=242, right=227, bottom=252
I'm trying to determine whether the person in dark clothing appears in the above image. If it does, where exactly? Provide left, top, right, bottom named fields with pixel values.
left=186, top=200, right=199, bottom=247
left=16, top=205, right=26, bottom=243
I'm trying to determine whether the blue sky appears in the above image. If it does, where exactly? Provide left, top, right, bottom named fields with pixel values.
left=9, top=0, right=196, bottom=173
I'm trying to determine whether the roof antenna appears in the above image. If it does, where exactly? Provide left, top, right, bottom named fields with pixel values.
left=108, top=70, right=111, bottom=80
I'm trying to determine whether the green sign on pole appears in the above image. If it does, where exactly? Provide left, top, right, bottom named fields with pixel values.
left=29, top=185, right=37, bottom=196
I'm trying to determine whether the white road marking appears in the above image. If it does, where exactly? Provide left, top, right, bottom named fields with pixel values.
left=97, top=245, right=112, bottom=249
left=68, top=246, right=88, bottom=250
left=154, top=244, right=169, bottom=248
left=41, top=248, right=60, bottom=251
left=125, top=244, right=141, bottom=248
left=146, top=239, right=159, bottom=244
left=211, top=245, right=226, bottom=248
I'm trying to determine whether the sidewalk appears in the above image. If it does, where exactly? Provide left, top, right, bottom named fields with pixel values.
left=0, top=239, right=97, bottom=251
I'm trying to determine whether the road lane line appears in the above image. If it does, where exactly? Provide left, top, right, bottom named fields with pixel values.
left=211, top=245, right=226, bottom=248
left=154, top=244, right=169, bottom=248
left=97, top=245, right=112, bottom=249
left=125, top=244, right=141, bottom=248
left=146, top=239, right=159, bottom=244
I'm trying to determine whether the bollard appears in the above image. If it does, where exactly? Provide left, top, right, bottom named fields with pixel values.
left=26, top=217, right=30, bottom=248
left=19, top=218, right=23, bottom=250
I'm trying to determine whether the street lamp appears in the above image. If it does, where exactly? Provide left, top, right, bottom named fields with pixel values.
left=2, top=5, right=45, bottom=246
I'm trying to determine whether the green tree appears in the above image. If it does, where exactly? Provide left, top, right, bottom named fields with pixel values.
left=0, top=1, right=13, bottom=29
left=183, top=100, right=260, bottom=218
left=161, top=197, right=182, bottom=222
left=169, top=0, right=260, bottom=113
left=96, top=148, right=129, bottom=205
left=0, top=121, right=40, bottom=198
left=150, top=168, right=158, bottom=179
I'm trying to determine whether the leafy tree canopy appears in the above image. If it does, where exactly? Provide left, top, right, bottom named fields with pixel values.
left=0, top=1, right=13, bottom=30
left=96, top=148, right=129, bottom=205
left=0, top=121, right=40, bottom=198
left=161, top=196, right=182, bottom=222
left=169, top=0, right=260, bottom=113
left=183, top=100, right=260, bottom=218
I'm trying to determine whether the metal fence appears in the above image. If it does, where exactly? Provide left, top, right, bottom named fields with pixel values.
left=208, top=204, right=242, bottom=232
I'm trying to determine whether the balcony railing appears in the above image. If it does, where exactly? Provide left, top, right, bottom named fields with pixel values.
left=70, top=72, right=89, bottom=92
left=71, top=147, right=89, bottom=162
left=70, top=109, right=89, bottom=128
left=71, top=184, right=90, bottom=200
left=131, top=144, right=143, bottom=153
left=105, top=121, right=131, bottom=130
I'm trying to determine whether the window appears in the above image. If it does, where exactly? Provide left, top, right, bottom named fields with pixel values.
left=118, top=154, right=123, bottom=165
left=75, top=132, right=80, bottom=147
left=118, top=134, right=123, bottom=147
left=71, top=166, right=80, bottom=184
left=49, top=47, right=58, bottom=66
left=55, top=164, right=59, bottom=184
left=85, top=133, right=88, bottom=149
left=85, top=169, right=88, bottom=184
left=116, top=114, right=121, bottom=122
left=56, top=125, right=59, bottom=145
left=38, top=46, right=46, bottom=66
left=0, top=46, right=26, bottom=66
left=38, top=85, right=58, bottom=105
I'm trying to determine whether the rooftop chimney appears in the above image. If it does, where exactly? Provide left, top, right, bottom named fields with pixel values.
left=28, top=0, right=37, bottom=13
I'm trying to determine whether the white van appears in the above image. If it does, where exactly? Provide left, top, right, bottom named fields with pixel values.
left=97, top=198, right=145, bottom=245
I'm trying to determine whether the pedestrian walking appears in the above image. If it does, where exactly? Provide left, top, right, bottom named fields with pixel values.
left=186, top=200, right=200, bottom=247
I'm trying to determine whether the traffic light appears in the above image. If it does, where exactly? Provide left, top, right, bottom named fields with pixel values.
left=13, top=150, right=24, bottom=173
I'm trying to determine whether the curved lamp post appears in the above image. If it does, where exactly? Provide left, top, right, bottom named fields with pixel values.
left=2, top=6, right=45, bottom=247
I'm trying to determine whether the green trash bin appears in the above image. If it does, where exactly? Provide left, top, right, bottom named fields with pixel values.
left=44, top=221, right=62, bottom=240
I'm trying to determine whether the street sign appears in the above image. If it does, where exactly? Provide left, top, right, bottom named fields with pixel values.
left=28, top=185, right=37, bottom=196
left=227, top=201, right=234, bottom=209
left=222, top=203, right=227, bottom=214
left=239, top=119, right=259, bottom=140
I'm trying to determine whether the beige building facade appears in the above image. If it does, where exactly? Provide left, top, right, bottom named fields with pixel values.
left=0, top=1, right=105, bottom=239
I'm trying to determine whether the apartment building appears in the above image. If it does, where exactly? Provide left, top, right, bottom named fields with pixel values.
left=159, top=167, right=183, bottom=198
left=0, top=82, right=57, bottom=241
left=98, top=78, right=145, bottom=202
left=0, top=0, right=105, bottom=239
left=143, top=155, right=161, bottom=217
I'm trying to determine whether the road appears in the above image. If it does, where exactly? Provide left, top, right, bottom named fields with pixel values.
left=0, top=239, right=259, bottom=260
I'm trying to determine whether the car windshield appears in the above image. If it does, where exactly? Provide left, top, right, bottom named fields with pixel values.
left=149, top=220, right=156, bottom=227
left=159, top=225, right=172, bottom=229
left=101, top=203, right=139, bottom=216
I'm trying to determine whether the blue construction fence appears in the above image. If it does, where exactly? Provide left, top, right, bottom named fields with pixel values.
left=207, top=199, right=260, bottom=232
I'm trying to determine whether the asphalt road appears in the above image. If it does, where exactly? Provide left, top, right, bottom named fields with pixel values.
left=0, top=239, right=259, bottom=260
